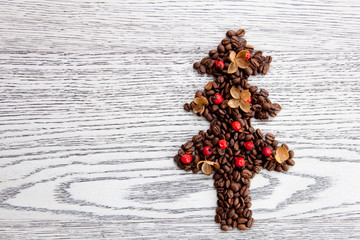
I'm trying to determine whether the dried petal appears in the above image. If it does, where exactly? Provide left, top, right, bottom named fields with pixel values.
left=236, top=50, right=249, bottom=59
left=235, top=50, right=251, bottom=69
left=240, top=90, right=251, bottom=102
left=197, top=161, right=205, bottom=169
left=193, top=104, right=204, bottom=113
left=227, top=62, right=238, bottom=74
left=228, top=99, right=241, bottom=108
left=275, top=147, right=290, bottom=164
left=229, top=51, right=236, bottom=62
left=201, top=162, right=213, bottom=175
left=193, top=96, right=208, bottom=105
left=230, top=86, right=241, bottom=99
left=235, top=58, right=250, bottom=69
left=239, top=100, right=250, bottom=113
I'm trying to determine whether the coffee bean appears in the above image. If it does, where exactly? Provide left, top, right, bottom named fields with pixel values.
left=221, top=225, right=230, bottom=231
left=215, top=214, right=221, bottom=223
left=239, top=38, right=247, bottom=47
left=226, top=30, right=236, bottom=37
left=230, top=182, right=240, bottom=192
left=217, top=44, right=225, bottom=53
left=289, top=150, right=294, bottom=159
left=249, top=58, right=260, bottom=69
left=262, top=63, right=270, bottom=74
left=265, top=56, right=272, bottom=63
left=244, top=67, right=253, bottom=76
left=198, top=65, right=206, bottom=74
left=241, top=169, right=252, bottom=179
left=183, top=103, right=191, bottom=112
left=236, top=29, right=246, bottom=37
left=193, top=62, right=201, bottom=69
left=260, top=89, right=269, bottom=97
left=237, top=224, right=247, bottom=231
left=225, top=44, right=232, bottom=51
left=246, top=218, right=254, bottom=228
left=287, top=159, right=295, bottom=166
left=262, top=102, right=270, bottom=111
left=183, top=141, right=193, bottom=150
left=265, top=133, right=275, bottom=141
left=272, top=103, right=282, bottom=111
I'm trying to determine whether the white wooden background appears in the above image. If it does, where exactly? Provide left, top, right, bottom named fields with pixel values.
left=1, top=0, right=360, bottom=239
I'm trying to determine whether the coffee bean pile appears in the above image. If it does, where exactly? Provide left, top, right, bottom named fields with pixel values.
left=174, top=29, right=295, bottom=231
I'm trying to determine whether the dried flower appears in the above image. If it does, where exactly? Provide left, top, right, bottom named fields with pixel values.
left=274, top=147, right=289, bottom=164
left=197, top=159, right=220, bottom=175
left=227, top=87, right=251, bottom=112
left=192, top=96, right=208, bottom=114
left=227, top=50, right=251, bottom=74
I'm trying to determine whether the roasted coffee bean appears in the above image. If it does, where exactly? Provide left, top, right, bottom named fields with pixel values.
left=265, top=56, right=272, bottom=63
left=265, top=133, right=275, bottom=141
left=260, top=89, right=269, bottom=97
left=246, top=218, right=254, bottom=228
left=183, top=103, right=191, bottom=112
left=262, top=63, right=270, bottom=74
left=249, top=58, right=260, bottom=69
left=287, top=159, right=295, bottom=166
left=221, top=38, right=230, bottom=45
left=244, top=67, right=253, bottom=76
left=237, top=218, right=248, bottom=224
left=241, top=169, right=252, bottom=179
left=221, top=225, right=230, bottom=231
left=225, top=44, right=232, bottom=51
left=237, top=224, right=247, bottom=231
left=230, top=182, right=240, bottom=192
left=272, top=103, right=282, bottom=111
left=198, top=65, right=206, bottom=74
left=289, top=150, right=294, bottom=159
left=226, top=30, right=236, bottom=37
left=238, top=38, right=247, bottom=47
left=235, top=28, right=245, bottom=37
left=183, top=141, right=193, bottom=149
left=193, top=62, right=201, bottom=70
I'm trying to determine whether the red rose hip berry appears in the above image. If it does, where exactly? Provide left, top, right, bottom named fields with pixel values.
left=181, top=154, right=192, bottom=164
left=213, top=94, right=223, bottom=104
left=245, top=52, right=251, bottom=60
left=244, top=141, right=254, bottom=151
left=214, top=60, right=224, bottom=69
left=247, top=97, right=252, bottom=103
left=203, top=146, right=213, bottom=156
left=262, top=147, right=272, bottom=157
left=232, top=121, right=241, bottom=131
left=235, top=157, right=246, bottom=168
left=218, top=139, right=227, bottom=149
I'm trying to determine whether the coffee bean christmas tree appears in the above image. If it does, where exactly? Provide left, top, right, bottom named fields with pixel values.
left=174, top=29, right=295, bottom=231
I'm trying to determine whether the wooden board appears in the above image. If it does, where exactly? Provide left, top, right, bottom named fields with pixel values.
left=1, top=0, right=360, bottom=239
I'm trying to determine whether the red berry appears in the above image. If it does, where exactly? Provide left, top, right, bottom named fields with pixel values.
left=262, top=147, right=272, bottom=157
left=244, top=141, right=254, bottom=151
left=203, top=146, right=213, bottom=156
left=245, top=52, right=251, bottom=60
left=231, top=121, right=241, bottom=131
left=218, top=139, right=227, bottom=149
left=235, top=157, right=245, bottom=168
left=247, top=97, right=252, bottom=103
left=213, top=94, right=223, bottom=104
left=215, top=60, right=224, bottom=68
left=181, top=154, right=192, bottom=164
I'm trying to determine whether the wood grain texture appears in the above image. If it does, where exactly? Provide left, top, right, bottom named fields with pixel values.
left=1, top=0, right=360, bottom=239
